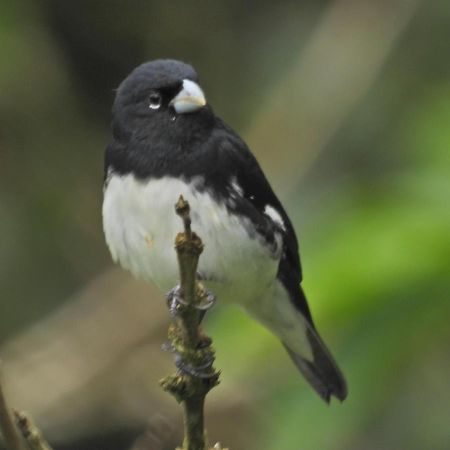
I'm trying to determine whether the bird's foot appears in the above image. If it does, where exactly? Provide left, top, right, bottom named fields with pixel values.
left=165, top=284, right=187, bottom=316
left=196, top=283, right=216, bottom=311
left=166, top=283, right=216, bottom=314
left=162, top=333, right=215, bottom=378
left=161, top=340, right=175, bottom=353
left=174, top=352, right=216, bottom=379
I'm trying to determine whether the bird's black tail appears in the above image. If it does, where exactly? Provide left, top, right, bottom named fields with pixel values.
left=284, top=289, right=347, bottom=403
left=283, top=330, right=347, bottom=402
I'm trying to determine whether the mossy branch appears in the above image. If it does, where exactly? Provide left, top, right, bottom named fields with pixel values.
left=160, top=196, right=226, bottom=450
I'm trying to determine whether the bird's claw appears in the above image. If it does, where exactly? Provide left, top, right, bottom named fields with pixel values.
left=166, top=283, right=216, bottom=314
left=196, top=285, right=216, bottom=311
left=174, top=353, right=216, bottom=379
left=161, top=340, right=175, bottom=353
left=165, top=284, right=187, bottom=316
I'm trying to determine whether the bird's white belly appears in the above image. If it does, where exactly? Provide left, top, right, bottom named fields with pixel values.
left=102, top=174, right=281, bottom=303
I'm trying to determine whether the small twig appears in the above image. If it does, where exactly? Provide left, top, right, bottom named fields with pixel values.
left=175, top=195, right=193, bottom=240
left=160, top=196, right=222, bottom=450
left=14, top=411, right=53, bottom=450
left=0, top=362, right=24, bottom=450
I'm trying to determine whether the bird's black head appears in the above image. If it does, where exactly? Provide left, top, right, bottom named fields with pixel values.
left=112, top=59, right=213, bottom=141
left=107, top=59, right=216, bottom=179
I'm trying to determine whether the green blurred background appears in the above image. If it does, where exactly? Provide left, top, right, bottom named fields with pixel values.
left=1, top=1, right=449, bottom=449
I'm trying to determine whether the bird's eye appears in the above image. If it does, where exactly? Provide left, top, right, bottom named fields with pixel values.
left=149, top=92, right=162, bottom=110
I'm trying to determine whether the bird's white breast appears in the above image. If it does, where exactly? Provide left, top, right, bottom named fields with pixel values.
left=102, top=174, right=281, bottom=303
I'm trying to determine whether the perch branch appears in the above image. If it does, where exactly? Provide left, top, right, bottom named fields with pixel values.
left=160, top=195, right=223, bottom=450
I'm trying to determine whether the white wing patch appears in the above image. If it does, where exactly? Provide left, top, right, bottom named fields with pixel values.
left=230, top=176, right=244, bottom=196
left=264, top=205, right=286, bottom=231
left=227, top=176, right=244, bottom=208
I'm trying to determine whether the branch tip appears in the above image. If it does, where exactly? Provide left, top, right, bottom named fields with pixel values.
left=175, top=195, right=192, bottom=237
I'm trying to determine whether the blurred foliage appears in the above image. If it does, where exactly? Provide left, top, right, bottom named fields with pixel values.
left=1, top=1, right=449, bottom=450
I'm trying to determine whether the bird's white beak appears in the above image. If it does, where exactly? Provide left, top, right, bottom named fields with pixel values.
left=170, top=79, right=206, bottom=114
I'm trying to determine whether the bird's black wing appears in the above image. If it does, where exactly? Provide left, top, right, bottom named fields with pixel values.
left=206, top=124, right=350, bottom=402
left=204, top=121, right=313, bottom=323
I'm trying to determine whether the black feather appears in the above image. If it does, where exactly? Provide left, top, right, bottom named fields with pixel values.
left=283, top=288, right=347, bottom=402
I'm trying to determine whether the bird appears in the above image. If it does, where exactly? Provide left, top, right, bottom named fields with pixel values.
left=102, top=59, right=347, bottom=403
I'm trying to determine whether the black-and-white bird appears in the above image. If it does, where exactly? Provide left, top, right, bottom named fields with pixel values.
left=102, top=59, right=347, bottom=402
